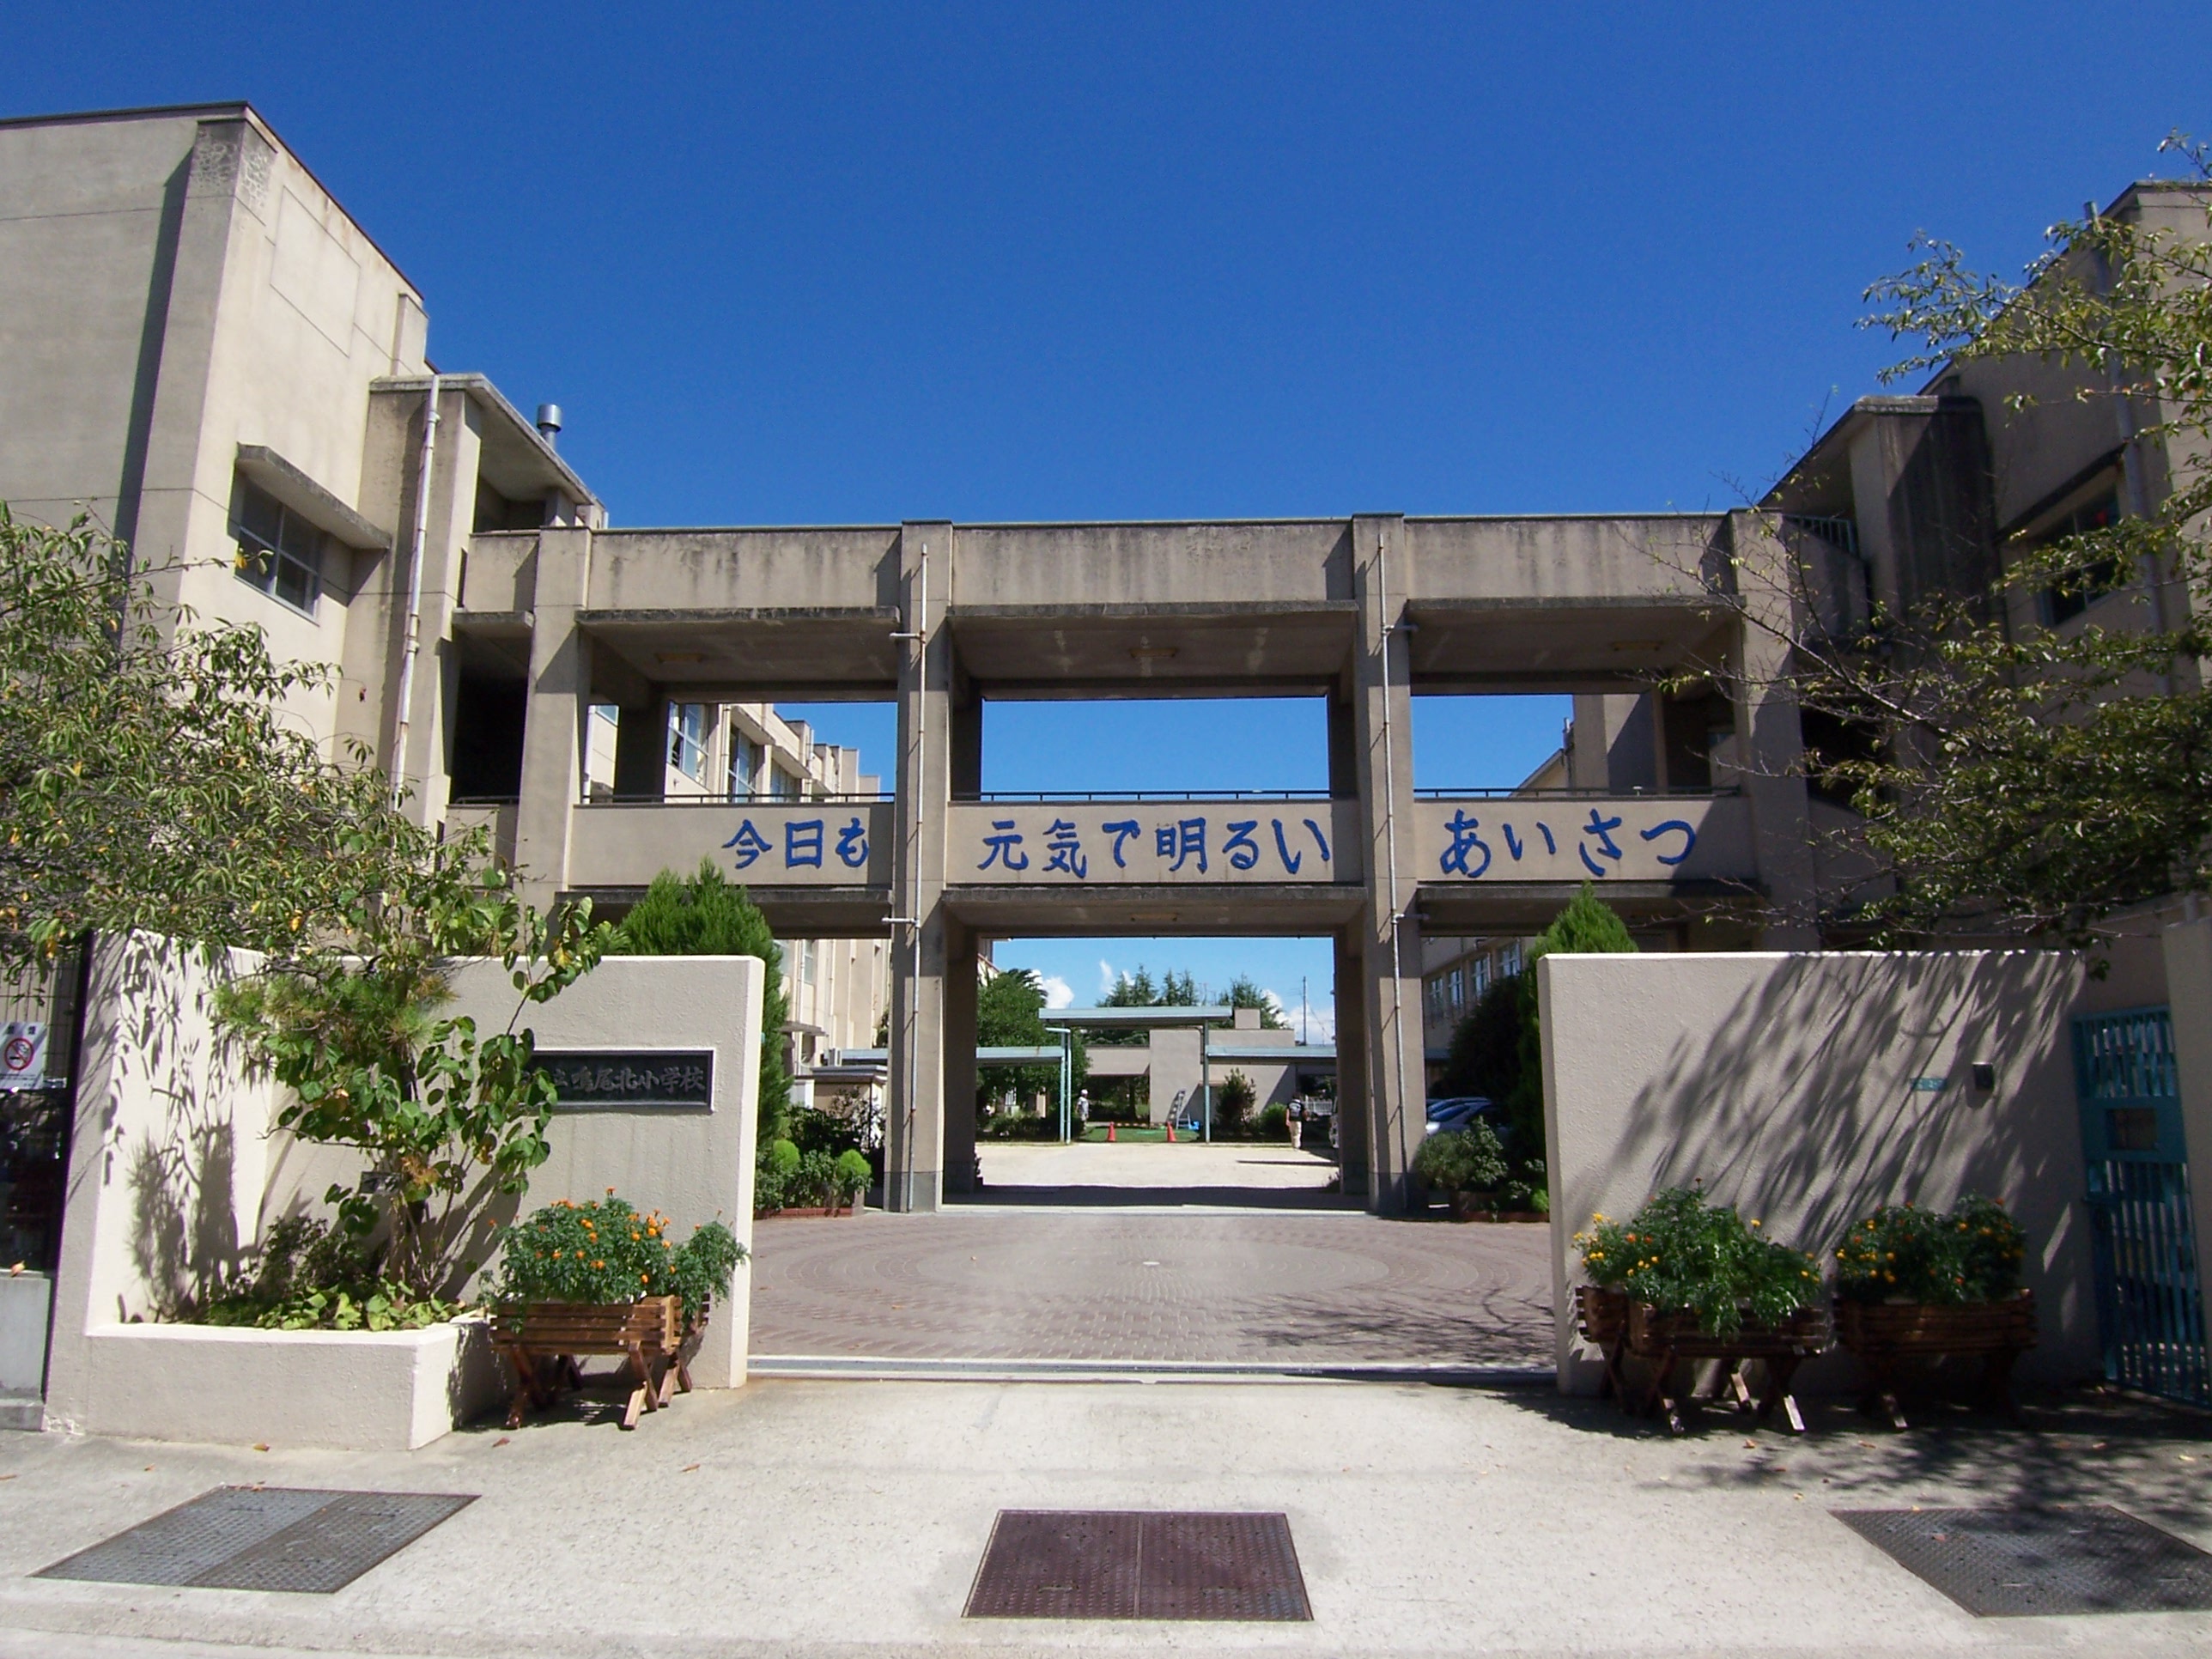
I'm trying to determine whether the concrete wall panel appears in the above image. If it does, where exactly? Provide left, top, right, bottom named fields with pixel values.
left=1540, top=950, right=2099, bottom=1394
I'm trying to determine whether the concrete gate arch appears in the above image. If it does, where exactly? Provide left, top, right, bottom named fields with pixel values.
left=476, top=512, right=1816, bottom=1212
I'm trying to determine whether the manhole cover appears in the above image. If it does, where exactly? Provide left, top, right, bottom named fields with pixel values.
left=964, top=1510, right=1310, bottom=1621
left=40, top=1486, right=474, bottom=1594
left=1835, top=1505, right=2212, bottom=1617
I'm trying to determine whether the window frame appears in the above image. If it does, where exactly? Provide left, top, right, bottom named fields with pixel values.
left=229, top=476, right=325, bottom=618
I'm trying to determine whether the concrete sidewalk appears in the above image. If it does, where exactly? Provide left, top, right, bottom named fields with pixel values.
left=3, top=1376, right=2210, bottom=1659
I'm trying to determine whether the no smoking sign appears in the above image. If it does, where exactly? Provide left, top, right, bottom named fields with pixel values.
left=0, top=1021, right=48, bottom=1090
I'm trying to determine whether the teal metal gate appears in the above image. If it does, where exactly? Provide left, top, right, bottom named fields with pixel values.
left=2071, top=1007, right=2209, bottom=1405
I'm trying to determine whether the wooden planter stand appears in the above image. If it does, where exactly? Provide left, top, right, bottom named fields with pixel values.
left=1834, top=1292, right=2038, bottom=1429
left=1575, top=1285, right=1632, bottom=1401
left=1626, top=1302, right=1830, bottom=1434
left=491, top=1296, right=697, bottom=1430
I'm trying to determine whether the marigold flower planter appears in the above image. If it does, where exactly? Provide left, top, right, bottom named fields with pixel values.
left=490, top=1294, right=700, bottom=1430
left=1833, top=1291, right=2037, bottom=1429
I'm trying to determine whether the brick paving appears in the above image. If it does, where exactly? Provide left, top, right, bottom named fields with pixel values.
left=749, top=1206, right=1553, bottom=1369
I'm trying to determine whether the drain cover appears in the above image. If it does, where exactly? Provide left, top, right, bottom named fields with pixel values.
left=40, top=1486, right=474, bottom=1594
left=1835, top=1506, right=2212, bottom=1617
left=964, top=1510, right=1310, bottom=1621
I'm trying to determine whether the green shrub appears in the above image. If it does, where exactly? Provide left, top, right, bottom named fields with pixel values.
left=1833, top=1194, right=2027, bottom=1304
left=793, top=1148, right=838, bottom=1206
left=1214, top=1071, right=1256, bottom=1137
left=833, top=1148, right=872, bottom=1203
left=606, top=861, right=791, bottom=1139
left=1413, top=1121, right=1510, bottom=1194
left=493, top=1194, right=745, bottom=1322
left=197, top=1214, right=464, bottom=1332
left=1258, top=1103, right=1288, bottom=1141
left=1575, top=1186, right=1820, bottom=1337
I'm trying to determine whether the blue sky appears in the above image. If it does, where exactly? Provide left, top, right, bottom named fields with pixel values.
left=15, top=3, right=2209, bottom=1020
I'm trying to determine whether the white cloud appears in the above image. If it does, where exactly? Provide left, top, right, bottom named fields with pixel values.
left=1267, top=990, right=1334, bottom=1046
left=1097, top=958, right=1118, bottom=995
left=1040, top=975, right=1075, bottom=1010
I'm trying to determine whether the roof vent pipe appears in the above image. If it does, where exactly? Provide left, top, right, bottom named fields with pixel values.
left=535, top=403, right=563, bottom=447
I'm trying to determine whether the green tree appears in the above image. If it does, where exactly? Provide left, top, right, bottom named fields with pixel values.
left=0, top=512, right=441, bottom=969
left=603, top=860, right=791, bottom=1139
left=1091, top=965, right=1157, bottom=1046
left=975, top=966, right=1086, bottom=1111
left=1507, top=885, right=1637, bottom=1152
left=1223, top=974, right=1288, bottom=1029
left=1213, top=1069, right=1256, bottom=1137
left=1758, top=135, right=2212, bottom=944
left=1438, top=973, right=1524, bottom=1103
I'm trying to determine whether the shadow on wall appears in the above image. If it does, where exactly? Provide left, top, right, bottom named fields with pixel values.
left=82, top=934, right=268, bottom=1321
left=1548, top=951, right=2094, bottom=1385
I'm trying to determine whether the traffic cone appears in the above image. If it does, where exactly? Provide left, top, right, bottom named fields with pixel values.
left=1107, top=1122, right=1116, bottom=1142
left=1165, top=1122, right=1176, bottom=1143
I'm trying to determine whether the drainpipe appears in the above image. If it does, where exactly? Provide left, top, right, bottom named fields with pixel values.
left=889, top=544, right=929, bottom=1210
left=1375, top=532, right=1412, bottom=1194
left=389, top=376, right=441, bottom=811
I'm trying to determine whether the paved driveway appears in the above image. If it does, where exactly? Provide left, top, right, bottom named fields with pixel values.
left=749, top=1204, right=1553, bottom=1370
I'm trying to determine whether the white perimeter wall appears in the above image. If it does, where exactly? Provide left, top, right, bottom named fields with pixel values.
left=47, top=939, right=763, bottom=1441
left=261, top=954, right=765, bottom=1387
left=1540, top=951, right=2101, bottom=1395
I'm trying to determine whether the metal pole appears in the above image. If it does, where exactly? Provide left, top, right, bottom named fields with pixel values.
left=1201, top=1019, right=1212, bottom=1144
left=1060, top=1030, right=1072, bottom=1143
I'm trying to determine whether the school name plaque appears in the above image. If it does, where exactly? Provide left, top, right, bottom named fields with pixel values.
left=531, top=1050, right=714, bottom=1110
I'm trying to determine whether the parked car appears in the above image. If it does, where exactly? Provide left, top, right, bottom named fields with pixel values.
left=1423, top=1096, right=1499, bottom=1137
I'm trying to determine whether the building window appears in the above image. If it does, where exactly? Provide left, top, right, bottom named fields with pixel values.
left=1499, top=941, right=1524, bottom=978
left=799, top=939, right=817, bottom=986
left=1472, top=956, right=1492, bottom=999
left=769, top=766, right=801, bottom=802
left=668, top=703, right=708, bottom=781
left=2032, top=490, right=2124, bottom=627
left=229, top=477, right=323, bottom=615
left=1448, top=966, right=1465, bottom=1008
left=727, top=732, right=763, bottom=799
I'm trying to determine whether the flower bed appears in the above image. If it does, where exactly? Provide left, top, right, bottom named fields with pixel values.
left=488, top=1194, right=744, bottom=1428
left=1831, top=1196, right=2037, bottom=1425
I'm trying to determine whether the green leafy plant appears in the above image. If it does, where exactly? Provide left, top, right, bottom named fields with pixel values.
left=1575, top=1186, right=1820, bottom=1337
left=492, top=1194, right=745, bottom=1323
left=832, top=1148, right=872, bottom=1203
left=605, top=861, right=792, bottom=1139
left=1413, top=1121, right=1510, bottom=1195
left=1257, top=1103, right=1288, bottom=1141
left=754, top=1136, right=800, bottom=1215
left=198, top=1215, right=463, bottom=1332
left=1832, top=1194, right=2027, bottom=1304
left=217, top=863, right=606, bottom=1300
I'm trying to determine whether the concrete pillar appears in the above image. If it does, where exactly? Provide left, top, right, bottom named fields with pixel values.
left=942, top=918, right=979, bottom=1194
left=512, top=526, right=593, bottom=908
left=1334, top=930, right=1370, bottom=1198
left=1724, top=510, right=1820, bottom=947
left=886, top=524, right=954, bottom=1212
left=1349, top=514, right=1425, bottom=1213
left=2163, top=916, right=2212, bottom=1333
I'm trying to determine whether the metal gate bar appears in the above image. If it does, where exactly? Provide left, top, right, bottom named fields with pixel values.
left=2072, top=1008, right=2209, bottom=1406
